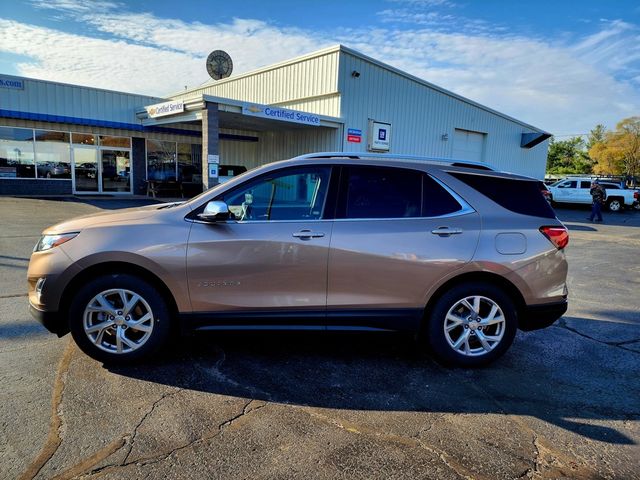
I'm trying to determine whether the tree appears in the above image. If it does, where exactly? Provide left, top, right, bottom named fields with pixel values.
left=587, top=124, right=606, bottom=150
left=589, top=117, right=640, bottom=177
left=546, top=137, right=593, bottom=174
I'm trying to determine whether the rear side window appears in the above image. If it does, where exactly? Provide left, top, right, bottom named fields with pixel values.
left=336, top=166, right=462, bottom=219
left=449, top=172, right=556, bottom=219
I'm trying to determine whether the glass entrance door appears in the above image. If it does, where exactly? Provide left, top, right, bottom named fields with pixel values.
left=101, top=150, right=130, bottom=192
left=72, top=147, right=132, bottom=194
left=73, top=147, right=99, bottom=192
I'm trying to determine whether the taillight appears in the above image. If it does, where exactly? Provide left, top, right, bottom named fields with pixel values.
left=540, top=226, right=569, bottom=250
left=634, top=191, right=639, bottom=200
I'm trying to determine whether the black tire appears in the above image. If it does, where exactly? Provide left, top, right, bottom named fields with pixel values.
left=607, top=198, right=622, bottom=212
left=425, top=282, right=518, bottom=367
left=69, top=273, right=172, bottom=365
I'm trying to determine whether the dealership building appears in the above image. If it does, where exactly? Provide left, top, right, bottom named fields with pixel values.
left=0, top=45, right=550, bottom=196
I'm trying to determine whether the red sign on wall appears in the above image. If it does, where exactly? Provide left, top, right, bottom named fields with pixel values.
left=347, top=135, right=362, bottom=143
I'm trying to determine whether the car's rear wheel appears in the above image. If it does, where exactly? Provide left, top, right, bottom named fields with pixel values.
left=607, top=198, right=622, bottom=212
left=69, top=274, right=171, bottom=364
left=426, top=282, right=517, bottom=367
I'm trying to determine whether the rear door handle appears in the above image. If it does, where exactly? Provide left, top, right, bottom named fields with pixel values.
left=431, top=227, right=463, bottom=237
left=292, top=229, right=325, bottom=239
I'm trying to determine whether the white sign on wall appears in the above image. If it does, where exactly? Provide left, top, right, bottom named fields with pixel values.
left=207, top=154, right=220, bottom=164
left=369, top=120, right=392, bottom=152
left=242, top=103, right=320, bottom=127
left=145, top=100, right=184, bottom=118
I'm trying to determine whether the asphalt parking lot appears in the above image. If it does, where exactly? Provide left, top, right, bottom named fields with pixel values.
left=1, top=197, right=639, bottom=480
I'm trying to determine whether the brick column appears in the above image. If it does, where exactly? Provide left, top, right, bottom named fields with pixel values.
left=201, top=102, right=219, bottom=190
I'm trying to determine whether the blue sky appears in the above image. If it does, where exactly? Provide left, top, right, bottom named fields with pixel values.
left=1, top=0, right=639, bottom=136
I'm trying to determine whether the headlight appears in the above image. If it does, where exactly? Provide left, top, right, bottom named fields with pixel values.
left=34, top=233, right=79, bottom=252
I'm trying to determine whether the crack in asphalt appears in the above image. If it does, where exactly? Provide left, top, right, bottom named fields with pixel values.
left=0, top=292, right=28, bottom=299
left=304, top=408, right=485, bottom=480
left=429, top=360, right=600, bottom=480
left=122, top=387, right=184, bottom=465
left=555, top=320, right=640, bottom=355
left=82, top=398, right=268, bottom=478
left=18, top=339, right=74, bottom=480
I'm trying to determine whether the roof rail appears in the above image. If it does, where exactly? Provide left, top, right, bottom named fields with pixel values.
left=292, top=152, right=495, bottom=170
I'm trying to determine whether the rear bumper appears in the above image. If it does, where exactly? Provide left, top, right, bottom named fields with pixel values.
left=29, top=303, right=68, bottom=337
left=518, top=300, right=567, bottom=331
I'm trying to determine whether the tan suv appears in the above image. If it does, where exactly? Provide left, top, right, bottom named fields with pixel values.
left=28, top=153, right=569, bottom=367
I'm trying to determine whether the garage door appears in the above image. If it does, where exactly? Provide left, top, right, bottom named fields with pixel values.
left=452, top=129, right=485, bottom=163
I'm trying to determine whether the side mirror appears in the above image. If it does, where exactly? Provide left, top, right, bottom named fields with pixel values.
left=198, top=200, right=231, bottom=223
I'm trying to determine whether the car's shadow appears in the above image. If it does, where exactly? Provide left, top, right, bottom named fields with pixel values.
left=108, top=328, right=638, bottom=446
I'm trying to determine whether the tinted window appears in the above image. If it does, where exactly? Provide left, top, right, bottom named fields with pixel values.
left=340, top=166, right=421, bottom=218
left=450, top=172, right=556, bottom=219
left=337, top=166, right=461, bottom=219
left=580, top=181, right=591, bottom=188
left=221, top=166, right=330, bottom=221
left=423, top=174, right=463, bottom=217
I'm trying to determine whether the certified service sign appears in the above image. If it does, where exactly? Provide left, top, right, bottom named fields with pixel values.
left=145, top=100, right=184, bottom=118
left=242, top=104, right=320, bottom=127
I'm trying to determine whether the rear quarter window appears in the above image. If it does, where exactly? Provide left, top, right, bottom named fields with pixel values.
left=449, top=172, right=557, bottom=219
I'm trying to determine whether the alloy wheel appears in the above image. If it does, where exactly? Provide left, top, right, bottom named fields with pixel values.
left=83, top=288, right=154, bottom=354
left=443, top=295, right=506, bottom=357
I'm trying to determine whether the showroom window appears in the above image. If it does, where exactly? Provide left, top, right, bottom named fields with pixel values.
left=0, top=127, right=35, bottom=178
left=72, top=133, right=96, bottom=145
left=35, top=130, right=71, bottom=179
left=99, top=135, right=131, bottom=148
left=146, top=140, right=202, bottom=182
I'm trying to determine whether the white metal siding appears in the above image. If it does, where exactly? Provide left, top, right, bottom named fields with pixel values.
left=219, top=129, right=259, bottom=169
left=257, top=128, right=341, bottom=165
left=452, top=129, right=485, bottom=162
left=0, top=75, right=162, bottom=125
left=337, top=51, right=548, bottom=178
left=172, top=52, right=341, bottom=118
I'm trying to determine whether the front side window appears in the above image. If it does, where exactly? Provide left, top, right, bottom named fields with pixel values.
left=221, top=166, right=331, bottom=221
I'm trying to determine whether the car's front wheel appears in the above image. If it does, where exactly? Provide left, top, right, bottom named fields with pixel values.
left=69, top=274, right=172, bottom=364
left=426, top=282, right=517, bottom=367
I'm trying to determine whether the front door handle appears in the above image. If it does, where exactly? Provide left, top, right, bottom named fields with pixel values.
left=431, top=227, right=463, bottom=237
left=292, top=229, right=325, bottom=239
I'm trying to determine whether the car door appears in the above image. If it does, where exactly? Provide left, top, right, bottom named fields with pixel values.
left=553, top=180, right=577, bottom=202
left=326, top=165, right=481, bottom=331
left=577, top=180, right=592, bottom=203
left=186, top=165, right=333, bottom=326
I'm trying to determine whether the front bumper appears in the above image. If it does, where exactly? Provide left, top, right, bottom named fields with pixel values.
left=518, top=300, right=568, bottom=331
left=29, top=302, right=68, bottom=337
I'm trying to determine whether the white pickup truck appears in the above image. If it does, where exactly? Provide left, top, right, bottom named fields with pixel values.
left=548, top=178, right=640, bottom=212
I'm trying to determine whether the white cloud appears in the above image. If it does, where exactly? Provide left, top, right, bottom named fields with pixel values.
left=0, top=1, right=639, bottom=135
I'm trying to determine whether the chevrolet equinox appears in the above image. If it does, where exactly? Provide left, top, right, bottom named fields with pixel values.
left=28, top=153, right=569, bottom=367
